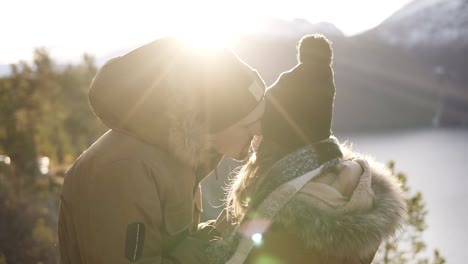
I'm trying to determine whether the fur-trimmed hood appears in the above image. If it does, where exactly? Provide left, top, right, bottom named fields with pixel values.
left=89, top=38, right=266, bottom=171
left=207, top=139, right=407, bottom=263
left=274, top=149, right=407, bottom=258
left=88, top=39, right=212, bottom=169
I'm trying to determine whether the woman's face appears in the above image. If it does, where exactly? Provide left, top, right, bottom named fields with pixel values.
left=209, top=100, right=265, bottom=161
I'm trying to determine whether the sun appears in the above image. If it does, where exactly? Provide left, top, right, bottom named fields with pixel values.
left=161, top=3, right=260, bottom=50
left=171, top=17, right=239, bottom=50
left=178, top=28, right=236, bottom=50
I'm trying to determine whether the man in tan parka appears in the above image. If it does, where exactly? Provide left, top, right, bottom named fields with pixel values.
left=58, top=37, right=266, bottom=263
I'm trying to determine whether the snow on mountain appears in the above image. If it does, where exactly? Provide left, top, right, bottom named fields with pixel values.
left=376, top=0, right=468, bottom=47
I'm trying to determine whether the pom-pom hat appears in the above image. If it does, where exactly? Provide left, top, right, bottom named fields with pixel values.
left=263, top=34, right=336, bottom=153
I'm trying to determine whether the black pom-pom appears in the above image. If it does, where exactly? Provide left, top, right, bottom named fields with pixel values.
left=297, top=34, right=333, bottom=65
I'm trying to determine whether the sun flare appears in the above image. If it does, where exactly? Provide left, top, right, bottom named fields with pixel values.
left=171, top=18, right=240, bottom=50
left=178, top=30, right=236, bottom=50
left=163, top=4, right=259, bottom=50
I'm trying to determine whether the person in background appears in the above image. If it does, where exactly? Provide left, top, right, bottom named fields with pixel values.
left=208, top=34, right=407, bottom=264
left=58, top=37, right=267, bottom=264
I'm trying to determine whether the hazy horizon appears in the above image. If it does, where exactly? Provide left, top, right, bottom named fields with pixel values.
left=1, top=0, right=413, bottom=64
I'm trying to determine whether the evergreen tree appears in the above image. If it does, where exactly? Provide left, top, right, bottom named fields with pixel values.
left=0, top=50, right=104, bottom=263
left=0, top=61, right=38, bottom=178
left=373, top=161, right=446, bottom=264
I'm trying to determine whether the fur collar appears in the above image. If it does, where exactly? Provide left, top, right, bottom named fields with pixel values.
left=274, top=154, right=406, bottom=258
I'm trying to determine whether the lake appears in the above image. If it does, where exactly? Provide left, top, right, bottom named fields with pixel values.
left=337, top=128, right=468, bottom=263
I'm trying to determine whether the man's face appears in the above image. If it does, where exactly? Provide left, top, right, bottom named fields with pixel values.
left=209, top=100, right=265, bottom=161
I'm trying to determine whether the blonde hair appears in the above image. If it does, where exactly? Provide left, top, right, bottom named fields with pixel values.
left=225, top=139, right=288, bottom=223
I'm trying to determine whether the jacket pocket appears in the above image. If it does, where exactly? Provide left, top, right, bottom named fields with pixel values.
left=164, top=202, right=193, bottom=236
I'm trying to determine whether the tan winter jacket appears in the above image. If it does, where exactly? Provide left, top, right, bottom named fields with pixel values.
left=58, top=38, right=230, bottom=264
left=59, top=130, right=218, bottom=263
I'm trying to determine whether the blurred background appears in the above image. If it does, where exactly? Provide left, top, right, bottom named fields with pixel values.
left=0, top=0, right=467, bottom=263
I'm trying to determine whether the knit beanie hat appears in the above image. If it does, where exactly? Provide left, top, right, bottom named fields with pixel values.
left=262, top=34, right=336, bottom=153
left=89, top=37, right=266, bottom=146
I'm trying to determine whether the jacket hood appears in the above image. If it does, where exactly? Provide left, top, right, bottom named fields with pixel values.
left=273, top=149, right=407, bottom=258
left=89, top=38, right=263, bottom=169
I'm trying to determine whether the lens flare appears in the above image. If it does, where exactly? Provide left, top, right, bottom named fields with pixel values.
left=179, top=31, right=235, bottom=50
left=251, top=233, right=263, bottom=246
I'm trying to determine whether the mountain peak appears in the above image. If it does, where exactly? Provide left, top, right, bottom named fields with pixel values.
left=259, top=18, right=344, bottom=39
left=376, top=0, right=468, bottom=47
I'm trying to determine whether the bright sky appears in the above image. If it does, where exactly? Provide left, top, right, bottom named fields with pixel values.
left=0, top=0, right=412, bottom=64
